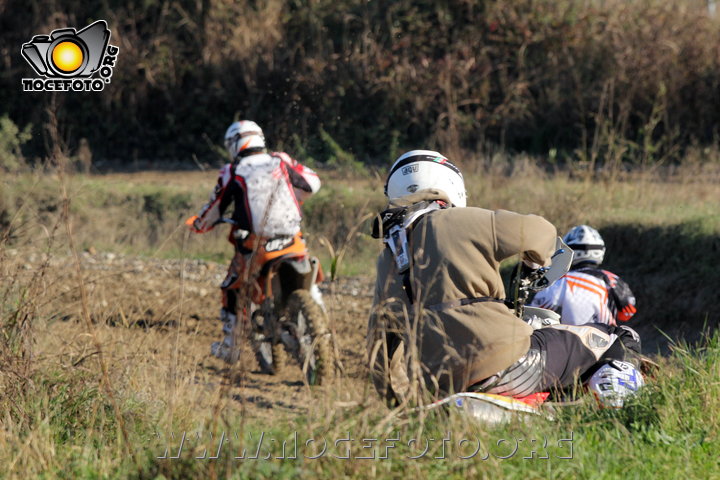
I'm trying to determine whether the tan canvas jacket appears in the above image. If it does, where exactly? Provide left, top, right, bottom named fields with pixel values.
left=367, top=189, right=557, bottom=401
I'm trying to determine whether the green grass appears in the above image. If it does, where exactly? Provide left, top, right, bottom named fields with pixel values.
left=2, top=331, right=718, bottom=479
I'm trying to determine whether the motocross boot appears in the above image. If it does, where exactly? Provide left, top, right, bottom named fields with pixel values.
left=211, top=308, right=240, bottom=364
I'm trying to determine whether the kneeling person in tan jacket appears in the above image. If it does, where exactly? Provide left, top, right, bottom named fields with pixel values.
left=367, top=150, right=641, bottom=404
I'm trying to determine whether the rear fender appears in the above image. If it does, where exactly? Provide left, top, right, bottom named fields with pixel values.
left=270, top=256, right=313, bottom=308
left=265, top=255, right=324, bottom=309
left=285, top=255, right=313, bottom=276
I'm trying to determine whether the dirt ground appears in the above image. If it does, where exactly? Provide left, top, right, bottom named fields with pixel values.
left=9, top=244, right=689, bottom=422
left=9, top=249, right=377, bottom=420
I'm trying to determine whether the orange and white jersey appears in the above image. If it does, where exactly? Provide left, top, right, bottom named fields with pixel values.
left=530, top=268, right=637, bottom=326
left=192, top=152, right=320, bottom=238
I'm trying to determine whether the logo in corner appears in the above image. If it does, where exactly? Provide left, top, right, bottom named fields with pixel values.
left=21, top=20, right=119, bottom=92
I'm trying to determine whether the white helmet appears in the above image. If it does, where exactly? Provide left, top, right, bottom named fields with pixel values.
left=224, top=120, right=266, bottom=160
left=385, top=150, right=467, bottom=207
left=563, top=224, right=606, bottom=266
left=588, top=360, right=644, bottom=408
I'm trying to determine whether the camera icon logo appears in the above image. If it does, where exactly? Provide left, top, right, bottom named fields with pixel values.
left=21, top=20, right=119, bottom=92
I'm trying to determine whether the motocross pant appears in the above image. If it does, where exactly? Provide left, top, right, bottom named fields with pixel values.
left=221, top=251, right=251, bottom=316
left=216, top=252, right=254, bottom=353
left=472, top=323, right=641, bottom=397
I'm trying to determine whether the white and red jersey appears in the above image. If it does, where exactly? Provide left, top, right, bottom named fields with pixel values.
left=530, top=266, right=637, bottom=326
left=193, top=152, right=320, bottom=238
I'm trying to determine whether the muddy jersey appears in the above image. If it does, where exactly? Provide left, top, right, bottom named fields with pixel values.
left=193, top=152, right=320, bottom=238
left=530, top=267, right=637, bottom=326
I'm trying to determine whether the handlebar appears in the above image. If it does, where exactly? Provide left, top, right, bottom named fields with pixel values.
left=213, top=217, right=238, bottom=226
left=214, top=217, right=250, bottom=240
left=185, top=216, right=243, bottom=237
left=509, top=238, right=574, bottom=315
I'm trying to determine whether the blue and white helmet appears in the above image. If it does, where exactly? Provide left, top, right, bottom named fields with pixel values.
left=563, top=224, right=606, bottom=266
left=385, top=150, right=467, bottom=207
left=588, top=360, right=644, bottom=408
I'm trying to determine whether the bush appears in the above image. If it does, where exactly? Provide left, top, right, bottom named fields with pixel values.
left=0, top=115, right=31, bottom=172
left=2, top=0, right=720, bottom=166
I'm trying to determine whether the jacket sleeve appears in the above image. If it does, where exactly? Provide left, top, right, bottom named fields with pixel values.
left=273, top=151, right=321, bottom=202
left=493, top=209, right=557, bottom=266
left=192, top=164, right=233, bottom=233
left=366, top=253, right=405, bottom=406
left=604, top=271, right=638, bottom=322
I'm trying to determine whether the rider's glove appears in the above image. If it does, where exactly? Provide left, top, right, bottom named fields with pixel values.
left=185, top=215, right=202, bottom=233
left=520, top=260, right=540, bottom=280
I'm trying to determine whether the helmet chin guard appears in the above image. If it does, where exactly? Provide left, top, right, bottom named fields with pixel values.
left=385, top=150, right=467, bottom=207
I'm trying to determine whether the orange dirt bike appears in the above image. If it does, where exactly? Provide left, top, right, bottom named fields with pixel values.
left=215, top=218, right=334, bottom=385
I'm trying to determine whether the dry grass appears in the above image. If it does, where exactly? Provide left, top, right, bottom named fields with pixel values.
left=0, top=218, right=378, bottom=478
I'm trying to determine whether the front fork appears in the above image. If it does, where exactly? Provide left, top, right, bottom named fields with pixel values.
left=252, top=299, right=274, bottom=337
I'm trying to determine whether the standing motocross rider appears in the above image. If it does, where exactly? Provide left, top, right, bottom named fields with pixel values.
left=188, top=120, right=321, bottom=363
